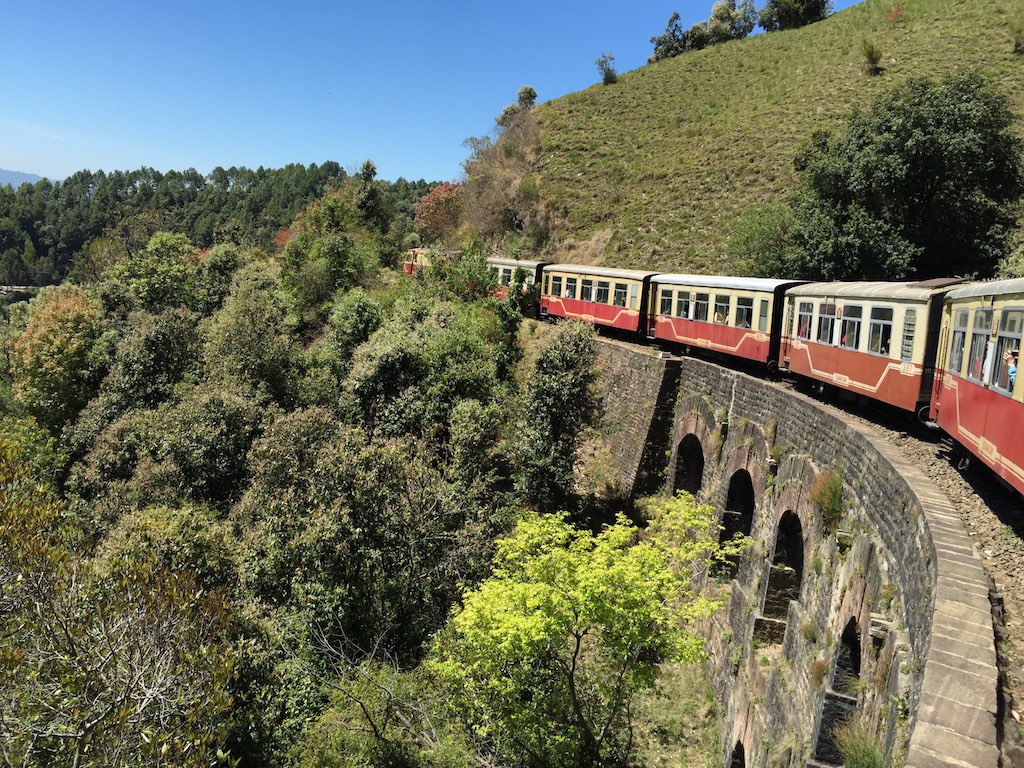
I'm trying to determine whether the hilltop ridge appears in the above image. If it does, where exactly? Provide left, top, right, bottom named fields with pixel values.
left=531, top=0, right=1024, bottom=273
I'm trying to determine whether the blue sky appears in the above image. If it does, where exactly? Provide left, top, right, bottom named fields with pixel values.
left=3, top=0, right=859, bottom=183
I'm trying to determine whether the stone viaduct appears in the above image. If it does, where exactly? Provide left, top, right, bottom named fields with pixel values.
left=592, top=338, right=1001, bottom=768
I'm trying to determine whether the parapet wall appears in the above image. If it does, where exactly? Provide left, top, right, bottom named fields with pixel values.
left=591, top=340, right=999, bottom=768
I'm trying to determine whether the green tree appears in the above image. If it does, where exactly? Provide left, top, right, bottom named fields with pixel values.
left=204, top=262, right=296, bottom=404
left=596, top=53, right=618, bottom=85
left=0, top=440, right=237, bottom=768
left=10, top=287, right=110, bottom=432
left=109, top=231, right=196, bottom=311
left=758, top=0, right=830, bottom=31
left=430, top=494, right=729, bottom=768
left=729, top=203, right=798, bottom=277
left=787, top=71, right=1024, bottom=279
left=517, top=320, right=599, bottom=512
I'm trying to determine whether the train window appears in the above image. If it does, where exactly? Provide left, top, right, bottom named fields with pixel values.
left=501, top=268, right=513, bottom=286
left=596, top=281, right=610, bottom=304
left=543, top=274, right=550, bottom=296
left=840, top=305, right=862, bottom=349
left=714, top=296, right=730, bottom=324
left=613, top=283, right=628, bottom=307
left=817, top=303, right=837, bottom=344
left=900, top=309, right=916, bottom=362
left=758, top=299, right=769, bottom=332
left=949, top=309, right=969, bottom=375
left=736, top=297, right=754, bottom=329
left=868, top=307, right=893, bottom=356
left=677, top=293, right=691, bottom=319
left=967, top=308, right=992, bottom=382
left=581, top=279, right=594, bottom=302
left=630, top=284, right=639, bottom=310
left=797, top=301, right=813, bottom=340
left=660, top=289, right=674, bottom=315
left=565, top=277, right=577, bottom=299
left=994, top=310, right=1023, bottom=394
left=551, top=276, right=563, bottom=298
left=695, top=293, right=709, bottom=322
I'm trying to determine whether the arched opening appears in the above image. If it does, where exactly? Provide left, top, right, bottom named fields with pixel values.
left=717, top=470, right=755, bottom=578
left=674, top=434, right=705, bottom=496
left=834, top=617, right=862, bottom=694
left=729, top=741, right=745, bottom=768
left=814, top=617, right=863, bottom=765
left=763, top=511, right=804, bottom=620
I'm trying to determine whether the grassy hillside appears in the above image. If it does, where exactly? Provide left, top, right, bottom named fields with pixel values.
left=533, top=0, right=1024, bottom=273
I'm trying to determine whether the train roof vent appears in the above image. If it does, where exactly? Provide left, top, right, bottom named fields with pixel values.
left=908, top=277, right=969, bottom=289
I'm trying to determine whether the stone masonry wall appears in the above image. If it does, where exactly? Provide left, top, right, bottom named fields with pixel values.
left=591, top=340, right=998, bottom=768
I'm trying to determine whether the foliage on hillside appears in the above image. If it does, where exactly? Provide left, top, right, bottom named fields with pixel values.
left=0, top=170, right=732, bottom=766
left=531, top=0, right=1024, bottom=273
left=0, top=163, right=433, bottom=286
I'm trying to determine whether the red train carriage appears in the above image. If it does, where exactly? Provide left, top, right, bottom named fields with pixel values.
left=779, top=280, right=964, bottom=414
left=486, top=257, right=548, bottom=299
left=647, top=275, right=804, bottom=365
left=930, top=279, right=1024, bottom=495
left=540, top=265, right=656, bottom=333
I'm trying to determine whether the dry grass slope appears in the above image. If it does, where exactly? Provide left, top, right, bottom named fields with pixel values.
left=534, top=0, right=1024, bottom=273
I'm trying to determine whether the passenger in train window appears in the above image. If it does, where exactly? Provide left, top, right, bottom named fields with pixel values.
left=1005, top=349, right=1018, bottom=388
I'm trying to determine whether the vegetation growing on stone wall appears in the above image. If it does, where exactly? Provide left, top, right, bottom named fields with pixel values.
left=810, top=468, right=844, bottom=531
left=835, top=720, right=887, bottom=768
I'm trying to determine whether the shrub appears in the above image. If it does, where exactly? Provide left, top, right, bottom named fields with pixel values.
left=834, top=721, right=887, bottom=768
left=861, top=38, right=883, bottom=75
left=596, top=53, right=618, bottom=85
left=811, top=469, right=844, bottom=531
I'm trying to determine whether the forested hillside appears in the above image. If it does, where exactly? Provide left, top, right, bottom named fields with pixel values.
left=0, top=163, right=431, bottom=286
left=529, top=0, right=1024, bottom=272
left=0, top=177, right=730, bottom=766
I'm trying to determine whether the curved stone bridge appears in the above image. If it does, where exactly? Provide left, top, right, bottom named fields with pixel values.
left=593, top=339, right=999, bottom=768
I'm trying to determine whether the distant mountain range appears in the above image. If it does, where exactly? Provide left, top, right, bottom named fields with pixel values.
left=0, top=169, right=44, bottom=188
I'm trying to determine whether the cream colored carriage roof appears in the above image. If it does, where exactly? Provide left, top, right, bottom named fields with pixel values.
left=945, top=278, right=1024, bottom=301
left=652, top=274, right=804, bottom=292
left=785, top=279, right=966, bottom=302
left=545, top=264, right=656, bottom=281
left=486, top=257, right=545, bottom=270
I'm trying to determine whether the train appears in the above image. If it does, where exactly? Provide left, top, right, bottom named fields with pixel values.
left=481, top=257, right=1024, bottom=497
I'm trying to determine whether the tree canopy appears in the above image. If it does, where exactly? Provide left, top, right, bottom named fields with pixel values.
left=738, top=71, right=1024, bottom=280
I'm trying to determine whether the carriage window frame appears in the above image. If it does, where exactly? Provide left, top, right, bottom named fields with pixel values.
left=543, top=274, right=550, bottom=296
left=694, top=293, right=709, bottom=322
left=736, top=297, right=754, bottom=329
left=840, top=305, right=862, bottom=350
left=676, top=292, right=691, bottom=319
left=966, top=308, right=993, bottom=383
left=868, top=306, right=894, bottom=356
left=817, top=302, right=837, bottom=345
left=613, top=283, right=628, bottom=308
left=581, top=279, right=593, bottom=302
left=758, top=299, right=769, bottom=332
left=993, top=308, right=1023, bottom=394
left=796, top=301, right=813, bottom=340
left=595, top=281, right=610, bottom=304
left=714, top=295, right=730, bottom=324
left=659, top=289, right=674, bottom=316
left=501, top=268, right=512, bottom=286
left=948, top=309, right=969, bottom=376
left=900, top=308, right=916, bottom=362
left=629, top=283, right=639, bottom=310
left=551, top=275, right=562, bottom=300
left=564, top=277, right=577, bottom=299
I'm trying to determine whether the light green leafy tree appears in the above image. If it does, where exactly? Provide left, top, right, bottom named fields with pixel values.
left=430, top=493, right=733, bottom=768
left=109, top=231, right=196, bottom=311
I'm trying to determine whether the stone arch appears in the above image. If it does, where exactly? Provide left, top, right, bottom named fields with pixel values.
left=721, top=469, right=755, bottom=544
left=718, top=469, right=756, bottom=578
left=762, top=510, right=804, bottom=620
left=834, top=616, right=863, bottom=693
left=729, top=740, right=746, bottom=768
left=674, top=433, right=705, bottom=496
